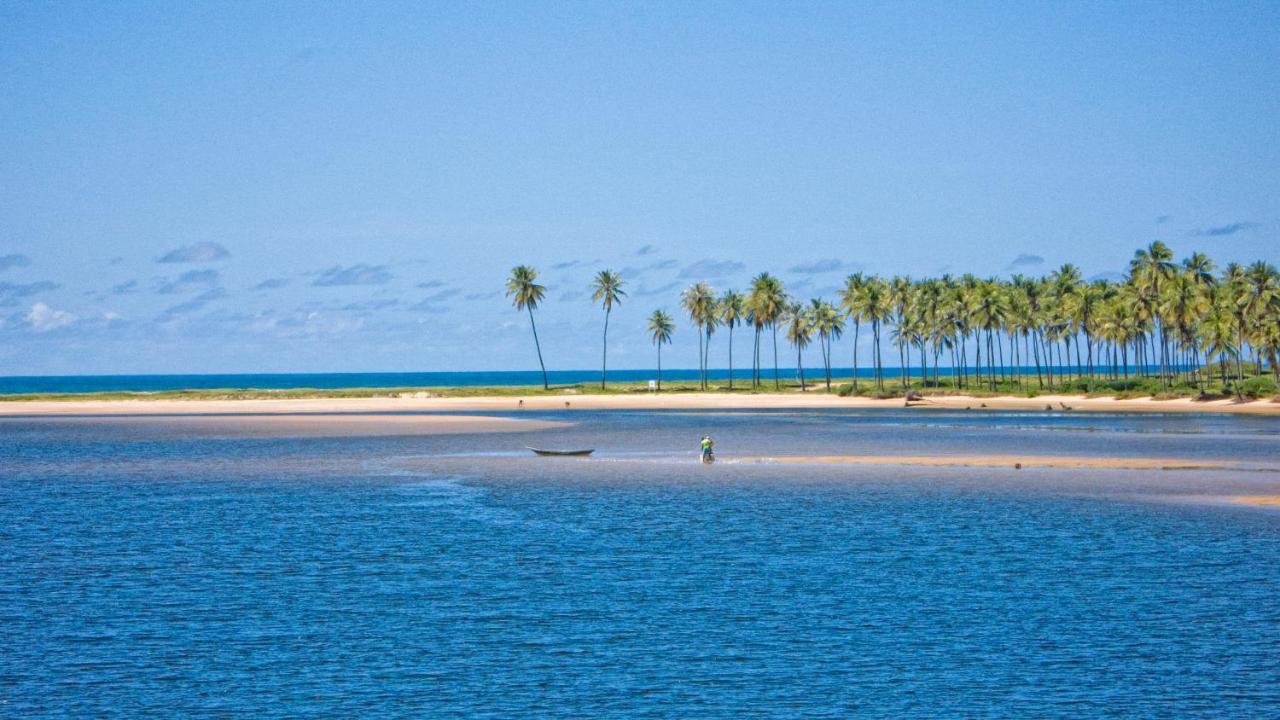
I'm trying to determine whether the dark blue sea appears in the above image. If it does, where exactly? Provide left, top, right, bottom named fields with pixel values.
left=0, top=366, right=1145, bottom=394
left=3, top=408, right=1279, bottom=716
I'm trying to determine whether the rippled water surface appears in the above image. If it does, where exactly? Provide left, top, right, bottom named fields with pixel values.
left=3, top=409, right=1279, bottom=717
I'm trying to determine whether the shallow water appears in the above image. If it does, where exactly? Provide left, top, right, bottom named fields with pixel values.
left=3, top=409, right=1279, bottom=716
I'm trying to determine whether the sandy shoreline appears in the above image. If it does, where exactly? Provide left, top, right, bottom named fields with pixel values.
left=1, top=391, right=1277, bottom=416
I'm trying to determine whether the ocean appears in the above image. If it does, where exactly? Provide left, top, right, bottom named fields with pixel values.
left=3, top=408, right=1278, bottom=716
left=1, top=366, right=1157, bottom=394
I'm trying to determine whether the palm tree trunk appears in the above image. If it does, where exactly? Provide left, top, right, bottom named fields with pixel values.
left=872, top=321, right=882, bottom=390
left=1033, top=332, right=1043, bottom=388
left=696, top=322, right=704, bottom=391
left=852, top=322, right=860, bottom=390
left=656, top=343, right=662, bottom=391
left=528, top=306, right=548, bottom=390
left=728, top=325, right=735, bottom=391
left=772, top=325, right=781, bottom=390
left=752, top=326, right=760, bottom=388
left=797, top=345, right=806, bottom=391
left=898, top=341, right=906, bottom=390
left=703, top=326, right=712, bottom=390
left=601, top=307, right=610, bottom=390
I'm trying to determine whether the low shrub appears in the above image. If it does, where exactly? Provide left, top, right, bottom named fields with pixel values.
left=1238, top=376, right=1278, bottom=399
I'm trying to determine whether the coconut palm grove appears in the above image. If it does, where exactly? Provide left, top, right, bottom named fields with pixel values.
left=509, top=241, right=1280, bottom=399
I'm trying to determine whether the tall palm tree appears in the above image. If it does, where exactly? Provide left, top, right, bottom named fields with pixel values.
left=855, top=279, right=892, bottom=390
left=838, top=273, right=867, bottom=391
left=647, top=309, right=675, bottom=391
left=810, top=298, right=844, bottom=390
left=719, top=289, right=745, bottom=390
left=784, top=302, right=814, bottom=390
left=591, top=269, right=626, bottom=389
left=681, top=282, right=717, bottom=390
left=505, top=265, right=549, bottom=389
left=1131, top=242, right=1176, bottom=385
left=747, top=273, right=787, bottom=389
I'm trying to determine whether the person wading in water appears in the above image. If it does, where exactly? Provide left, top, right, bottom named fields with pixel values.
left=700, top=435, right=715, bottom=463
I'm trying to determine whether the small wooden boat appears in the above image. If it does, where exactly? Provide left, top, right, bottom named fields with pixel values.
left=526, top=446, right=594, bottom=457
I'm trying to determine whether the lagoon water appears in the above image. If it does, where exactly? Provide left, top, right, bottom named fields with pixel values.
left=3, top=409, right=1279, bottom=716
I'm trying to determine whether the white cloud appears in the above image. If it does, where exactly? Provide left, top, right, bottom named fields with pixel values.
left=26, top=302, right=77, bottom=332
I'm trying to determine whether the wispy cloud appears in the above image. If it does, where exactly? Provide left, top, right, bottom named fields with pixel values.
left=619, top=258, right=678, bottom=280
left=313, top=263, right=393, bottom=286
left=419, top=288, right=460, bottom=303
left=635, top=244, right=658, bottom=256
left=157, top=242, right=230, bottom=263
left=551, top=260, right=580, bottom=270
left=788, top=258, right=843, bottom=275
left=25, top=302, right=77, bottom=332
left=0, top=253, right=31, bottom=272
left=112, top=279, right=140, bottom=295
left=1196, top=221, right=1258, bottom=237
left=464, top=291, right=501, bottom=301
left=634, top=281, right=681, bottom=297
left=253, top=278, right=289, bottom=290
left=1007, top=253, right=1045, bottom=269
left=1155, top=214, right=1171, bottom=224
left=559, top=290, right=586, bottom=302
left=417, top=280, right=445, bottom=289
left=158, top=269, right=219, bottom=294
left=158, top=287, right=228, bottom=318
left=0, top=280, right=59, bottom=307
left=678, top=259, right=745, bottom=279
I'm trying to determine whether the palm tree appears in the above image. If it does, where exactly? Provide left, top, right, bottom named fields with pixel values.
left=855, top=279, right=892, bottom=390
left=810, top=298, right=844, bottom=390
left=591, top=269, right=626, bottom=389
left=681, top=282, right=717, bottom=390
left=1131, top=242, right=1176, bottom=385
left=784, top=302, right=814, bottom=390
left=719, top=290, right=745, bottom=390
left=647, top=309, right=675, bottom=391
left=888, top=276, right=913, bottom=388
left=748, top=273, right=787, bottom=389
left=838, top=273, right=866, bottom=391
left=505, top=265, right=549, bottom=389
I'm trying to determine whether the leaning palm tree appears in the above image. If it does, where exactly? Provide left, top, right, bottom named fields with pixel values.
left=505, top=265, right=549, bottom=389
left=591, top=269, right=626, bottom=389
left=647, top=309, right=675, bottom=391
left=719, top=289, right=745, bottom=390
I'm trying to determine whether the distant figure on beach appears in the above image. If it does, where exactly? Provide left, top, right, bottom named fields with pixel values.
left=700, top=435, right=715, bottom=463
left=518, top=399, right=524, bottom=408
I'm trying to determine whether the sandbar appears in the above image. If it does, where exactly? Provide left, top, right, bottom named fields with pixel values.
left=1, top=392, right=1277, bottom=416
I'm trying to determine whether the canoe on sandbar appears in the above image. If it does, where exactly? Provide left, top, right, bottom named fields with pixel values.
left=526, top=447, right=594, bottom=457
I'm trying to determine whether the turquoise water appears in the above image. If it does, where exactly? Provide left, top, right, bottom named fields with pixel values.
left=3, top=409, right=1279, bottom=716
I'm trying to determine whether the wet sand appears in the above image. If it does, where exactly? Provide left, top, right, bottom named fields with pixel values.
left=1235, top=495, right=1280, bottom=507
left=2, top=392, right=1277, bottom=416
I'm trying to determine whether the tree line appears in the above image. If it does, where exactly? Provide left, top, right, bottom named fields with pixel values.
left=507, top=242, right=1280, bottom=396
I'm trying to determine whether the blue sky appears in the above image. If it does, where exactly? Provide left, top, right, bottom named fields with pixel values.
left=2, top=1, right=1277, bottom=375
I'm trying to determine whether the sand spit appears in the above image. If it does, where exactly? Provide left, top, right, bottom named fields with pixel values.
left=0, top=413, right=566, bottom=438
left=1, top=392, right=1278, bottom=416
